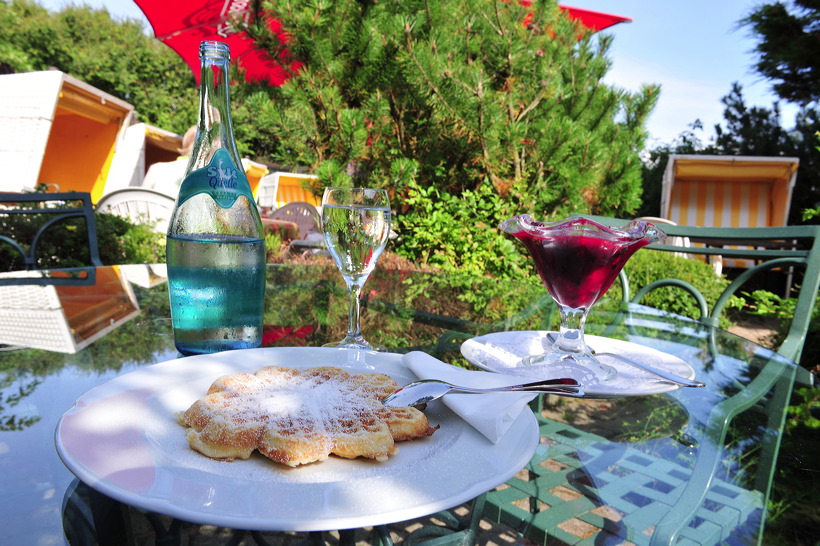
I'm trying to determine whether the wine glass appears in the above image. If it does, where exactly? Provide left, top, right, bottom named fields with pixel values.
left=499, top=215, right=665, bottom=380
left=322, top=187, right=391, bottom=350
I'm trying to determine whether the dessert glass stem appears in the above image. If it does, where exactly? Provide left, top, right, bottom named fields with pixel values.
left=553, top=305, right=589, bottom=354
left=529, top=303, right=616, bottom=381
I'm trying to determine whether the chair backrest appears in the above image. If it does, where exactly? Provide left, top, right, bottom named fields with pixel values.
left=96, top=188, right=176, bottom=234
left=270, top=202, right=321, bottom=239
left=0, top=192, right=102, bottom=270
left=580, top=215, right=820, bottom=382
left=256, top=173, right=279, bottom=215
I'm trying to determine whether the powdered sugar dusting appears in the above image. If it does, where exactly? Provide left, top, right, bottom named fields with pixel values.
left=177, top=366, right=436, bottom=467
left=227, top=371, right=381, bottom=437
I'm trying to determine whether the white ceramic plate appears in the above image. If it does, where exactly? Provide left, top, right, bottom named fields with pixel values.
left=55, top=347, right=538, bottom=531
left=461, top=331, right=696, bottom=397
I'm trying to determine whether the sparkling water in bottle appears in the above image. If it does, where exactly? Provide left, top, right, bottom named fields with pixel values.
left=166, top=40, right=265, bottom=355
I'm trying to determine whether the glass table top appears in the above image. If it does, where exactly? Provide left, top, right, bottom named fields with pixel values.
left=0, top=264, right=814, bottom=544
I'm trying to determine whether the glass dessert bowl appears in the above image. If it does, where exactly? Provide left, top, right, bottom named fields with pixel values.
left=500, top=215, right=665, bottom=381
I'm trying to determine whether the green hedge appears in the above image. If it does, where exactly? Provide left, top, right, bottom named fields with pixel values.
left=0, top=211, right=164, bottom=272
left=621, top=249, right=740, bottom=325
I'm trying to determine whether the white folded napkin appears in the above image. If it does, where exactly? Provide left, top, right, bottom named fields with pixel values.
left=402, top=351, right=538, bottom=444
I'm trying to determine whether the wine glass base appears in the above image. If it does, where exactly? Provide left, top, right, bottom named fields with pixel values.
left=322, top=339, right=387, bottom=352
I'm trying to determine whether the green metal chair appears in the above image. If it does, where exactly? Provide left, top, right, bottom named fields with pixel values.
left=409, top=218, right=819, bottom=546
left=597, top=217, right=820, bottom=381
left=0, top=192, right=102, bottom=270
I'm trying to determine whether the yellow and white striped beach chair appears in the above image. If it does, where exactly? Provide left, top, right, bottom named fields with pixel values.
left=660, top=155, right=799, bottom=270
left=267, top=172, right=321, bottom=209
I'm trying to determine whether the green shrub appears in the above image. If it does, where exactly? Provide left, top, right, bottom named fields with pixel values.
left=396, top=181, right=525, bottom=279
left=264, top=230, right=284, bottom=262
left=96, top=213, right=165, bottom=265
left=743, top=288, right=820, bottom=371
left=0, top=208, right=165, bottom=272
left=615, top=249, right=741, bottom=326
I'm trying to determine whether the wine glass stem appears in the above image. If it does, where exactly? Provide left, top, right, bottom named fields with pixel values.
left=555, top=304, right=589, bottom=354
left=346, top=281, right=364, bottom=340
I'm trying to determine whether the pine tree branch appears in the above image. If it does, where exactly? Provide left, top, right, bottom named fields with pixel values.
left=404, top=27, right=458, bottom=118
left=517, top=87, right=549, bottom=121
left=423, top=0, right=433, bottom=31
left=506, top=95, right=522, bottom=180
left=474, top=77, right=495, bottom=187
left=404, top=23, right=480, bottom=150
left=487, top=0, right=547, bottom=181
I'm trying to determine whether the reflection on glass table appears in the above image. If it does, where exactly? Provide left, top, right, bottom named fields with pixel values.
left=0, top=264, right=813, bottom=545
left=471, top=305, right=799, bottom=546
left=0, top=266, right=142, bottom=353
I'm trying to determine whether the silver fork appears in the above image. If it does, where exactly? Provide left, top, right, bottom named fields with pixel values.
left=383, top=377, right=585, bottom=407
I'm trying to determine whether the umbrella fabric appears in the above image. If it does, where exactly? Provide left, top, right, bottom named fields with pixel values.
left=560, top=5, right=632, bottom=32
left=134, top=1, right=629, bottom=86
left=134, top=0, right=295, bottom=85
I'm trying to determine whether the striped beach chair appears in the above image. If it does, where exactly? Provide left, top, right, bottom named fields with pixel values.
left=660, top=155, right=799, bottom=270
left=267, top=172, right=321, bottom=209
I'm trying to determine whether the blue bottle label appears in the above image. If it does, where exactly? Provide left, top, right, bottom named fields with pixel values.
left=177, top=149, right=253, bottom=208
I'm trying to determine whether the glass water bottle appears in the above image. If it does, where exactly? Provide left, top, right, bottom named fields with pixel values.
left=166, top=40, right=266, bottom=356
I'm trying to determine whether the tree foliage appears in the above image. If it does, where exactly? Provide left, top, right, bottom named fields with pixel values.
left=640, top=85, right=820, bottom=224
left=640, top=2, right=820, bottom=225
left=247, top=0, right=658, bottom=275
left=715, top=85, right=820, bottom=223
left=0, top=0, right=198, bottom=134
left=741, top=0, right=820, bottom=105
left=636, top=120, right=717, bottom=218
left=714, top=83, right=799, bottom=155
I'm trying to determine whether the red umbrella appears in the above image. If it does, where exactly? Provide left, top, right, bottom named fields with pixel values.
left=133, top=1, right=629, bottom=86
left=133, top=0, right=295, bottom=85
left=559, top=5, right=632, bottom=32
